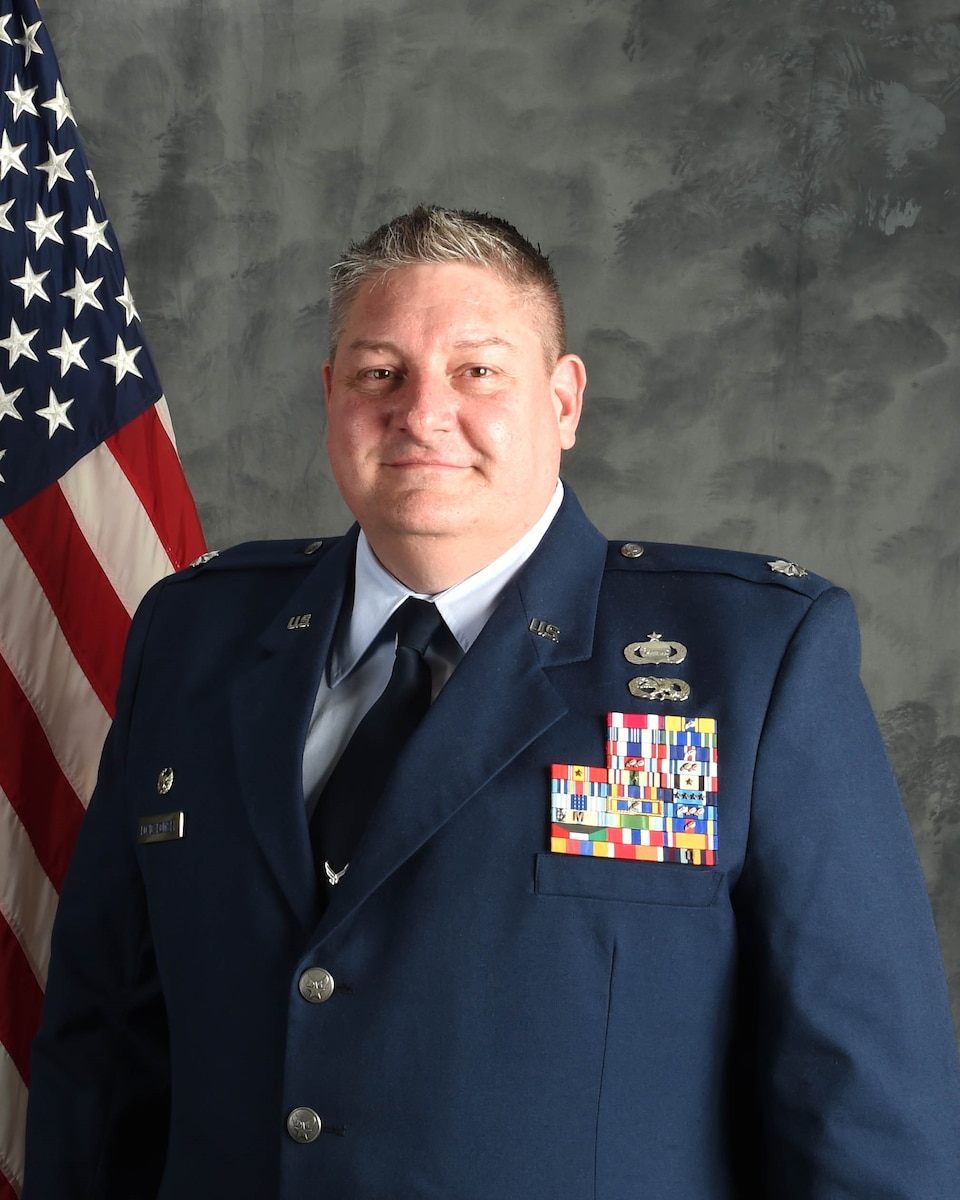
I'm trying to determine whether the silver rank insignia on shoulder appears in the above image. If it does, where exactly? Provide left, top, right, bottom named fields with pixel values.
left=137, top=811, right=186, bottom=843
left=287, top=613, right=311, bottom=630
left=628, top=677, right=691, bottom=702
left=189, top=550, right=219, bottom=568
left=529, top=618, right=560, bottom=643
left=768, top=559, right=807, bottom=578
left=624, top=632, right=686, bottom=667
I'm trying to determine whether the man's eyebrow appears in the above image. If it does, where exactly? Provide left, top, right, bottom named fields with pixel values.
left=346, top=338, right=400, bottom=354
left=451, top=336, right=516, bottom=351
left=345, top=336, right=518, bottom=353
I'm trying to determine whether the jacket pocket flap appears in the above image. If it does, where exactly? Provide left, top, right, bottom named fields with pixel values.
left=535, top=852, right=723, bottom=907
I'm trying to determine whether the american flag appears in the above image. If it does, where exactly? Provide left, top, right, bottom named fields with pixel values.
left=0, top=3, right=205, bottom=1194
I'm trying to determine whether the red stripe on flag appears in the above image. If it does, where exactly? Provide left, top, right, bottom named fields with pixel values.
left=0, top=1171, right=20, bottom=1200
left=0, top=657, right=85, bottom=893
left=3, top=494, right=129, bottom=718
left=0, top=914, right=42, bottom=1085
left=107, top=407, right=206, bottom=570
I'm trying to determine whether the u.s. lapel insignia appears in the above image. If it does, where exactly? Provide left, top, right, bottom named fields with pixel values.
left=287, top=613, right=312, bottom=630
left=549, top=713, right=717, bottom=866
left=623, top=632, right=686, bottom=666
left=529, top=618, right=560, bottom=643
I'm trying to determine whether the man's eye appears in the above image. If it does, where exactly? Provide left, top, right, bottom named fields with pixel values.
left=464, top=366, right=494, bottom=378
left=362, top=368, right=396, bottom=381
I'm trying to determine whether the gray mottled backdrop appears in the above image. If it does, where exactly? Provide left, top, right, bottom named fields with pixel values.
left=43, top=0, right=960, bottom=1025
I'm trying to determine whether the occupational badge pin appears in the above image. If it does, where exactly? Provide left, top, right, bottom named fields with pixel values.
left=767, top=559, right=807, bottom=578
left=628, top=677, right=691, bottom=702
left=157, top=766, right=174, bottom=794
left=623, top=632, right=687, bottom=667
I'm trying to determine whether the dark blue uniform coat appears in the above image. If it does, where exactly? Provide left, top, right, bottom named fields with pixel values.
left=25, top=490, right=960, bottom=1198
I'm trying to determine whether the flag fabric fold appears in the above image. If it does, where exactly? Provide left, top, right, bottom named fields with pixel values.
left=0, top=3, right=206, bottom=1193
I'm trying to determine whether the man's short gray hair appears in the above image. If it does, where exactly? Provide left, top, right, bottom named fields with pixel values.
left=328, top=205, right=566, bottom=363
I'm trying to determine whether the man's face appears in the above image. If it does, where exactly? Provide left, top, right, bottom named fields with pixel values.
left=323, top=262, right=584, bottom=579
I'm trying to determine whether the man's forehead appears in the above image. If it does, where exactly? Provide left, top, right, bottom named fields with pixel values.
left=341, top=266, right=538, bottom=339
left=343, top=333, right=520, bottom=355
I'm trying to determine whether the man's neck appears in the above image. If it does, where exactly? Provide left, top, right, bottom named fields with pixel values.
left=363, top=483, right=565, bottom=596
left=365, top=534, right=520, bottom=595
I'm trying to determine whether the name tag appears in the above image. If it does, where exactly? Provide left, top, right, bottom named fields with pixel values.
left=137, top=811, right=186, bottom=843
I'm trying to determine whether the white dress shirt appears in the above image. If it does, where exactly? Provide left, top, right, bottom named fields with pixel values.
left=302, top=481, right=564, bottom=814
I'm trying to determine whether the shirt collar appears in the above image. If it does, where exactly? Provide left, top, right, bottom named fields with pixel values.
left=328, top=481, right=564, bottom=686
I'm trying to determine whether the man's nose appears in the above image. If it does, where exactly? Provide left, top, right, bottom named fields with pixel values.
left=395, top=372, right=455, bottom=435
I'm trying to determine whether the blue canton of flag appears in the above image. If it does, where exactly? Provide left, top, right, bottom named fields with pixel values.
left=0, top=0, right=162, bottom=517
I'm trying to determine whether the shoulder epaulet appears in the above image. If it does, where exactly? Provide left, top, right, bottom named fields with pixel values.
left=169, top=536, right=340, bottom=581
left=606, top=539, right=832, bottom=599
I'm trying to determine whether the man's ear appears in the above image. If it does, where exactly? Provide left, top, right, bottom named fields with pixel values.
left=552, top=353, right=586, bottom=450
left=322, top=359, right=333, bottom=405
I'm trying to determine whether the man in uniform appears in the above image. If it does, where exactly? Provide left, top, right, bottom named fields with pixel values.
left=25, top=206, right=960, bottom=1197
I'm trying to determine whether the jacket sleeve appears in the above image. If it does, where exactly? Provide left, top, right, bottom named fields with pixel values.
left=24, top=581, right=170, bottom=1200
left=736, top=585, right=960, bottom=1197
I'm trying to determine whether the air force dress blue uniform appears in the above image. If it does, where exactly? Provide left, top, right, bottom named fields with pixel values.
left=25, top=489, right=960, bottom=1198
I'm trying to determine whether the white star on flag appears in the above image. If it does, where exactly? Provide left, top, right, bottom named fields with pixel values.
left=116, top=277, right=140, bottom=325
left=35, top=387, right=74, bottom=437
left=41, top=78, right=75, bottom=128
left=48, top=329, right=89, bottom=376
left=102, top=333, right=143, bottom=384
left=36, top=140, right=73, bottom=190
left=0, top=14, right=12, bottom=45
left=15, top=17, right=42, bottom=63
left=0, top=128, right=27, bottom=178
left=25, top=201, right=63, bottom=248
left=0, top=384, right=24, bottom=421
left=71, top=206, right=111, bottom=257
left=11, top=257, right=50, bottom=305
left=0, top=316, right=39, bottom=365
left=61, top=267, right=103, bottom=317
left=0, top=198, right=14, bottom=231
left=5, top=74, right=38, bottom=119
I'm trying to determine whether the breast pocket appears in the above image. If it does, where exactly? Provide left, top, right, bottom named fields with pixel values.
left=534, top=852, right=723, bottom=907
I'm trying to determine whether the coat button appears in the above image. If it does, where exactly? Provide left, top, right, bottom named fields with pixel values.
left=303, top=540, right=324, bottom=554
left=287, top=1107, right=322, bottom=1142
left=620, top=542, right=644, bottom=558
left=298, top=967, right=335, bottom=1003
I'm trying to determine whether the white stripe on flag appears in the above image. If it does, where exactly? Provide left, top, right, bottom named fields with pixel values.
left=58, top=442, right=174, bottom=620
left=155, top=394, right=177, bottom=448
left=0, top=523, right=109, bottom=808
left=0, top=785, right=58, bottom=987
left=0, top=1041, right=27, bottom=1196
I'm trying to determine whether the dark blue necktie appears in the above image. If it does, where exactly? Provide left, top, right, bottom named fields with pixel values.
left=310, top=597, right=445, bottom=891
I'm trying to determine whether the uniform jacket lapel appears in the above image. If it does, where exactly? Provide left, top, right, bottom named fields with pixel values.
left=229, top=529, right=360, bottom=930
left=318, top=490, right=608, bottom=939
